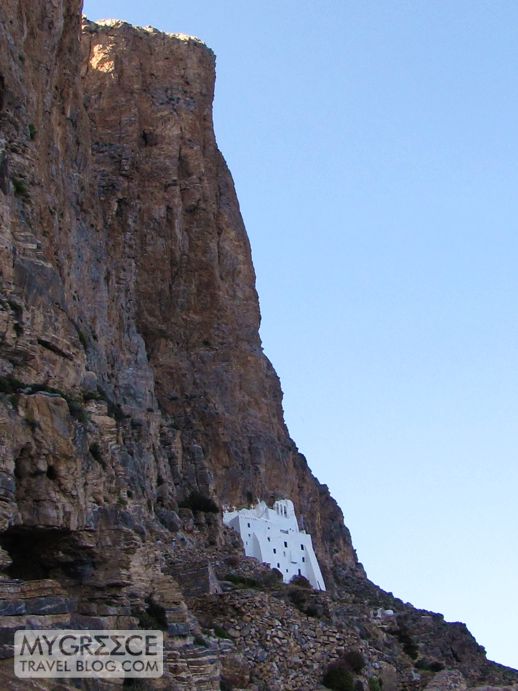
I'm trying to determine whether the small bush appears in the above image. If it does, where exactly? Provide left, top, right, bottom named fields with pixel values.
left=133, top=598, right=168, bottom=632
left=397, top=624, right=419, bottom=660
left=12, top=177, right=28, bottom=197
left=260, top=568, right=283, bottom=588
left=193, top=634, right=209, bottom=648
left=343, top=650, right=366, bottom=673
left=28, top=124, right=36, bottom=140
left=289, top=574, right=311, bottom=589
left=415, top=659, right=445, bottom=672
left=322, top=660, right=355, bottom=691
left=84, top=387, right=108, bottom=403
left=213, top=624, right=231, bottom=640
left=224, top=573, right=260, bottom=589
left=178, top=491, right=219, bottom=513
left=65, top=396, right=88, bottom=424
left=0, top=375, right=24, bottom=394
left=368, top=679, right=381, bottom=691
left=288, top=586, right=307, bottom=606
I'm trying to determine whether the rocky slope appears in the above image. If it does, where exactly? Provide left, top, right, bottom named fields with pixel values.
left=0, top=2, right=516, bottom=689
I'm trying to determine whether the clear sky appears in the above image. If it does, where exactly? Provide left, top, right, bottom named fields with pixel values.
left=83, top=0, right=518, bottom=670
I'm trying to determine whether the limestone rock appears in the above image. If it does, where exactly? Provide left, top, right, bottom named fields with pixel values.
left=425, top=670, right=468, bottom=690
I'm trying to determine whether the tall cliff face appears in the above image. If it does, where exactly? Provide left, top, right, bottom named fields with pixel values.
left=1, top=3, right=517, bottom=690
left=0, top=1, right=356, bottom=591
left=80, top=17, right=358, bottom=578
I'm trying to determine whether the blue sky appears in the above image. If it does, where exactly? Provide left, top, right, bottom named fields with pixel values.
left=83, top=0, right=518, bottom=670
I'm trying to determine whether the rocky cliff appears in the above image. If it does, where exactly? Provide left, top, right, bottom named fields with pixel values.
left=0, top=2, right=516, bottom=689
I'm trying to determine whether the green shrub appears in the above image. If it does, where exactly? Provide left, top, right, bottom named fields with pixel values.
left=368, top=679, right=381, bottom=691
left=28, top=124, right=37, bottom=140
left=396, top=625, right=419, bottom=660
left=65, top=396, right=88, bottom=424
left=224, top=573, right=260, bottom=589
left=213, top=625, right=231, bottom=640
left=12, top=177, right=28, bottom=197
left=322, top=661, right=355, bottom=691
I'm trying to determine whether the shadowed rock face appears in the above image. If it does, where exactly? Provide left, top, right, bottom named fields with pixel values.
left=1, top=3, right=517, bottom=690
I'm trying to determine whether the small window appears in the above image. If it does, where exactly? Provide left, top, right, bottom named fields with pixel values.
left=301, top=544, right=304, bottom=550
left=247, top=522, right=250, bottom=528
left=284, top=541, right=288, bottom=548
left=286, top=569, right=288, bottom=573
left=302, top=557, right=305, bottom=562
left=298, top=568, right=301, bottom=575
left=267, top=537, right=271, bottom=542
left=273, top=548, right=276, bottom=554
left=277, top=563, right=280, bottom=568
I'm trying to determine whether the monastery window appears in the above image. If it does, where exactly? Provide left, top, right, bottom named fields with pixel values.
left=301, top=544, right=304, bottom=550
left=273, top=548, right=276, bottom=554
left=284, top=541, right=288, bottom=548
left=302, top=557, right=305, bottom=562
left=247, top=523, right=250, bottom=528
left=277, top=563, right=280, bottom=568
left=267, top=537, right=271, bottom=542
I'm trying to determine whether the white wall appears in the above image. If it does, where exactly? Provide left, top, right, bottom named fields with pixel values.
left=223, top=499, right=326, bottom=591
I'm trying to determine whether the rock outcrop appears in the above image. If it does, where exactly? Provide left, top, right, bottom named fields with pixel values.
left=0, top=1, right=516, bottom=689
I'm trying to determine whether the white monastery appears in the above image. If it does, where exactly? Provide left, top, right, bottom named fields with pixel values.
left=223, top=499, right=326, bottom=591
